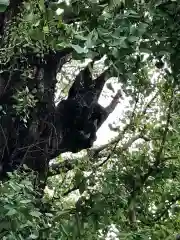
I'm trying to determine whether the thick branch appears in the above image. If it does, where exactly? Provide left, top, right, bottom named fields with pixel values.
left=96, top=133, right=143, bottom=167
left=50, top=133, right=143, bottom=200
left=91, top=88, right=159, bottom=155
left=97, top=89, right=123, bottom=130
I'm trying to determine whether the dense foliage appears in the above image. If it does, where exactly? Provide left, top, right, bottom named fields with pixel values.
left=0, top=0, right=180, bottom=239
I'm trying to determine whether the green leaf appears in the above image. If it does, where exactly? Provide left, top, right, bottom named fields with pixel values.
left=75, top=170, right=84, bottom=186
left=85, top=30, right=98, bottom=49
left=53, top=210, right=72, bottom=221
left=29, top=210, right=42, bottom=218
left=128, top=36, right=139, bottom=43
left=109, top=0, right=123, bottom=8
left=43, top=25, right=49, bottom=34
left=0, top=0, right=9, bottom=4
left=97, top=27, right=112, bottom=37
left=0, top=5, right=6, bottom=12
left=20, top=200, right=32, bottom=204
left=60, top=224, right=71, bottom=237
left=25, top=12, right=34, bottom=22
left=74, top=34, right=87, bottom=41
left=45, top=212, right=53, bottom=217
left=39, top=0, right=45, bottom=13
left=119, top=37, right=128, bottom=48
left=139, top=48, right=152, bottom=54
left=70, top=44, right=88, bottom=54
left=0, top=0, right=9, bottom=11
left=30, top=29, right=45, bottom=41
left=28, top=234, right=38, bottom=239
left=137, top=23, right=148, bottom=35
left=6, top=209, right=17, bottom=216
left=0, top=221, right=11, bottom=231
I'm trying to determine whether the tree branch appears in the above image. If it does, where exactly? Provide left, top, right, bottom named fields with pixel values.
left=127, top=89, right=174, bottom=222
left=56, top=133, right=144, bottom=197
left=96, top=133, right=144, bottom=167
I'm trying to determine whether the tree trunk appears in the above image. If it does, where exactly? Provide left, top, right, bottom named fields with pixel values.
left=0, top=1, right=112, bottom=189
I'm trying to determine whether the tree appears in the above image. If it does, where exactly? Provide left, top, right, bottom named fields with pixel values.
left=0, top=0, right=122, bottom=186
left=1, top=0, right=180, bottom=239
